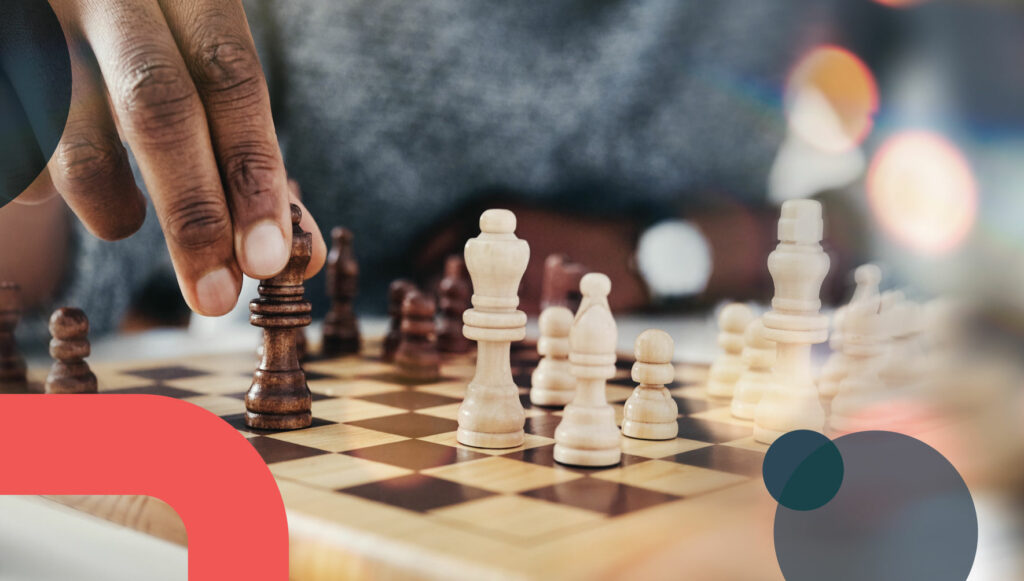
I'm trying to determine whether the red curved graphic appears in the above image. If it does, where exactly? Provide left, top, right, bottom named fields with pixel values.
left=0, top=395, right=288, bottom=580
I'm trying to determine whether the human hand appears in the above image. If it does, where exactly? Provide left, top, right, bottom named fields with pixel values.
left=30, top=0, right=326, bottom=315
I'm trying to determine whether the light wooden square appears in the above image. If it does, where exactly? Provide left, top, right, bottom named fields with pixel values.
left=593, top=460, right=747, bottom=496
left=271, top=454, right=411, bottom=490
left=691, top=406, right=755, bottom=427
left=165, top=374, right=248, bottom=395
left=416, top=403, right=461, bottom=420
left=620, top=437, right=711, bottom=458
left=720, top=436, right=771, bottom=453
left=430, top=495, right=604, bottom=542
left=181, top=394, right=245, bottom=417
left=424, top=457, right=581, bottom=494
left=267, top=423, right=408, bottom=452
left=414, top=381, right=467, bottom=399
left=311, top=398, right=405, bottom=423
left=418, top=431, right=554, bottom=456
left=308, top=378, right=403, bottom=398
left=304, top=359, right=392, bottom=377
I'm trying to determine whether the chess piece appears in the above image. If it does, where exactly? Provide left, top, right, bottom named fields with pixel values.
left=830, top=295, right=886, bottom=434
left=622, top=329, right=678, bottom=440
left=529, top=306, right=575, bottom=407
left=540, top=254, right=588, bottom=312
left=880, top=296, right=925, bottom=393
left=457, top=209, right=530, bottom=448
left=819, top=264, right=881, bottom=405
left=706, top=303, right=755, bottom=401
left=554, top=273, right=621, bottom=466
left=322, top=227, right=361, bottom=357
left=383, top=279, right=416, bottom=362
left=395, top=290, right=440, bottom=380
left=730, top=318, right=775, bottom=420
left=45, top=307, right=97, bottom=394
left=0, top=283, right=27, bottom=388
left=246, top=204, right=313, bottom=430
left=753, top=200, right=830, bottom=444
left=437, top=256, right=473, bottom=354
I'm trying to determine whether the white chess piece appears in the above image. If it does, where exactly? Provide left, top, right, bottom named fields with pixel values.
left=554, top=273, right=621, bottom=467
left=880, top=293, right=925, bottom=393
left=706, top=303, right=755, bottom=402
left=819, top=264, right=881, bottom=405
left=731, top=318, right=775, bottom=420
left=830, top=295, right=886, bottom=434
left=753, top=200, right=830, bottom=444
left=622, top=329, right=679, bottom=440
left=457, top=209, right=530, bottom=448
left=530, top=306, right=575, bottom=407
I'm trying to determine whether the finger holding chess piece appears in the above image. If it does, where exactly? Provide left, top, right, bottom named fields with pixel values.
left=706, top=303, right=755, bottom=402
left=246, top=204, right=313, bottom=430
left=622, top=329, right=679, bottom=440
left=45, top=307, right=97, bottom=394
left=395, top=290, right=440, bottom=381
left=554, top=273, right=621, bottom=467
left=530, top=306, right=575, bottom=407
left=0, top=282, right=27, bottom=389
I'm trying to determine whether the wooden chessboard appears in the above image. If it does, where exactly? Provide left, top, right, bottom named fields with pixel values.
left=37, top=338, right=773, bottom=580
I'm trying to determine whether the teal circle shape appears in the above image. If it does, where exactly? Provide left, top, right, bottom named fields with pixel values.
left=763, top=430, right=844, bottom=511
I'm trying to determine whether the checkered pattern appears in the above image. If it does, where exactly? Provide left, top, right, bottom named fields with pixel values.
left=94, top=341, right=768, bottom=547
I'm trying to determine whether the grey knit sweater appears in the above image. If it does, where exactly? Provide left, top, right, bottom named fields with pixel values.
left=25, top=0, right=848, bottom=346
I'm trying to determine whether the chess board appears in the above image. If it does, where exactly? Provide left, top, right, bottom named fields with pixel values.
left=38, top=338, right=773, bottom=580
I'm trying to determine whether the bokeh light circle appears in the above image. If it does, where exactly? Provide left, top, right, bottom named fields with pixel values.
left=763, top=430, right=844, bottom=511
left=867, top=131, right=978, bottom=255
left=785, top=46, right=878, bottom=153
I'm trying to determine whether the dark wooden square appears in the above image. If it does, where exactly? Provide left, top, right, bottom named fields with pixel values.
left=523, top=414, right=562, bottom=438
left=676, top=417, right=753, bottom=444
left=343, top=439, right=488, bottom=471
left=123, top=366, right=210, bottom=381
left=340, top=474, right=495, bottom=512
left=520, top=477, right=678, bottom=516
left=105, top=385, right=203, bottom=399
left=346, top=412, right=458, bottom=438
left=672, top=396, right=710, bottom=415
left=670, top=445, right=765, bottom=477
left=247, top=436, right=330, bottom=464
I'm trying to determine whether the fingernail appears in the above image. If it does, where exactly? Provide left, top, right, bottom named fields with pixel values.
left=195, top=267, right=238, bottom=315
left=244, top=221, right=289, bottom=277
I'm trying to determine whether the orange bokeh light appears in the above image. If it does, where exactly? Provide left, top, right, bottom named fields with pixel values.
left=872, top=0, right=931, bottom=7
left=867, top=132, right=978, bottom=255
left=786, top=46, right=879, bottom=153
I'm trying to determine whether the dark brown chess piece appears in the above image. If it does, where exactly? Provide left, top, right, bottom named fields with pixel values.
left=395, top=290, right=440, bottom=381
left=322, top=226, right=361, bottom=357
left=437, top=256, right=472, bottom=354
left=540, top=254, right=588, bottom=313
left=45, top=307, right=97, bottom=394
left=246, top=204, right=313, bottom=430
left=383, top=279, right=415, bottom=362
left=0, top=283, right=27, bottom=389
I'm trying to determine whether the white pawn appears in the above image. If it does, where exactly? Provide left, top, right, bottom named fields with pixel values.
left=530, top=306, right=575, bottom=407
left=457, top=209, right=530, bottom=448
left=623, top=330, right=679, bottom=440
left=554, top=273, right=621, bottom=467
left=731, top=318, right=775, bottom=420
left=881, top=298, right=925, bottom=393
left=753, top=200, right=830, bottom=444
left=706, top=303, right=755, bottom=401
left=819, top=264, right=881, bottom=405
left=830, top=295, right=886, bottom=434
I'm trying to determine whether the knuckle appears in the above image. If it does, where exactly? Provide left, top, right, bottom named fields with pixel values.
left=55, top=126, right=127, bottom=187
left=115, top=47, right=200, bottom=138
left=222, top=144, right=279, bottom=201
left=190, top=31, right=263, bottom=107
left=164, top=194, right=231, bottom=251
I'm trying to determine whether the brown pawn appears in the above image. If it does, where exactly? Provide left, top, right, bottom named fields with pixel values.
left=322, top=227, right=361, bottom=357
left=383, top=279, right=415, bottom=362
left=45, top=307, right=97, bottom=394
left=395, top=291, right=440, bottom=381
left=540, top=254, right=588, bottom=312
left=0, top=283, right=27, bottom=388
left=436, top=255, right=472, bottom=354
left=246, top=204, right=313, bottom=430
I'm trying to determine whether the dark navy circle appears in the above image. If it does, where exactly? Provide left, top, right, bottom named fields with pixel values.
left=0, top=0, right=72, bottom=206
left=774, top=431, right=978, bottom=581
left=763, top=429, right=844, bottom=511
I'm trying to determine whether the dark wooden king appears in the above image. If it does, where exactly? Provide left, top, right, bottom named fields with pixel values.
left=246, top=204, right=313, bottom=430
